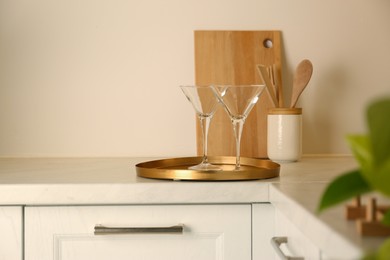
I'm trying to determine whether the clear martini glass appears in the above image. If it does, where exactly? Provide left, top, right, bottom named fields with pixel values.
left=211, top=85, right=265, bottom=170
left=180, top=86, right=221, bottom=171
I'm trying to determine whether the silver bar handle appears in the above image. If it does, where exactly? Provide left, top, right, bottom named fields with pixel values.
left=94, top=224, right=184, bottom=235
left=271, top=237, right=304, bottom=260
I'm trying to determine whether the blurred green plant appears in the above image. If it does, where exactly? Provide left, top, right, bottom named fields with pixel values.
left=318, top=98, right=390, bottom=259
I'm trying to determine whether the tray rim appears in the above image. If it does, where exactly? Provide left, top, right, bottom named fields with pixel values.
left=136, top=156, right=280, bottom=181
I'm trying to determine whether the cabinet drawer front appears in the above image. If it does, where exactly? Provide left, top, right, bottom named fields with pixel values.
left=25, top=204, right=251, bottom=260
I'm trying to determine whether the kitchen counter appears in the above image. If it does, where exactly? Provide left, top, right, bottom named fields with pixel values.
left=0, top=157, right=271, bottom=205
left=271, top=182, right=387, bottom=258
left=0, top=156, right=355, bottom=205
left=0, top=156, right=386, bottom=257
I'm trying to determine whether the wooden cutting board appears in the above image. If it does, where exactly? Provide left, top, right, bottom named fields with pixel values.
left=194, top=30, right=283, bottom=158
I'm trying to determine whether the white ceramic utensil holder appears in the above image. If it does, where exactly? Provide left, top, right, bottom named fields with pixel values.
left=267, top=108, right=302, bottom=163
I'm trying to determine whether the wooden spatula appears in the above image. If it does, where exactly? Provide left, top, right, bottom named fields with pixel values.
left=257, top=64, right=278, bottom=107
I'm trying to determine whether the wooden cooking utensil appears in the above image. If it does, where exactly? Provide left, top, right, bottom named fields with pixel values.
left=267, top=66, right=279, bottom=105
left=272, top=64, right=284, bottom=107
left=290, top=59, right=313, bottom=108
left=257, top=64, right=279, bottom=107
left=194, top=30, right=283, bottom=158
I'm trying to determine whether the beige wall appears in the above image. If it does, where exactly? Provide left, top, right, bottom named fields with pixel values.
left=0, top=0, right=389, bottom=157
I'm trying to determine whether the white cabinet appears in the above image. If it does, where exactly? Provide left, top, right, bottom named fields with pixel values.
left=274, top=208, right=321, bottom=259
left=0, top=206, right=23, bottom=260
left=25, top=204, right=252, bottom=260
left=252, top=203, right=276, bottom=259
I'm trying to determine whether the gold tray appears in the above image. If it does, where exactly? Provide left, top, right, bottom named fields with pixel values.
left=136, top=156, right=280, bottom=181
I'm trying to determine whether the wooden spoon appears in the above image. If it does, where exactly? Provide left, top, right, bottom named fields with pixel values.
left=290, top=59, right=313, bottom=108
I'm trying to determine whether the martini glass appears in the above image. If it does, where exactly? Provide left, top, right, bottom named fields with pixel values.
left=180, top=86, right=221, bottom=171
left=211, top=85, right=265, bottom=170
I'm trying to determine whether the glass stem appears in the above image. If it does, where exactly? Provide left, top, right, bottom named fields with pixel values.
left=232, top=119, right=244, bottom=170
left=199, top=115, right=211, bottom=164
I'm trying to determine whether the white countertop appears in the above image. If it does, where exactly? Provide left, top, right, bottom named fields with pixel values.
left=0, top=156, right=356, bottom=205
left=0, top=156, right=385, bottom=257
left=0, top=157, right=272, bottom=205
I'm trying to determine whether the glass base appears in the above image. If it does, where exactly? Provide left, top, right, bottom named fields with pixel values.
left=189, top=163, right=221, bottom=172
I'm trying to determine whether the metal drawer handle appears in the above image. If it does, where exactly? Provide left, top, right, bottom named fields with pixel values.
left=271, top=237, right=304, bottom=260
left=94, top=224, right=184, bottom=235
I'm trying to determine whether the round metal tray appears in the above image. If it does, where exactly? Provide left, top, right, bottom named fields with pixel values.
left=136, top=156, right=280, bottom=181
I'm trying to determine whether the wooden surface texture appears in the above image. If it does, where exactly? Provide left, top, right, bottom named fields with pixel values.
left=194, top=30, right=283, bottom=158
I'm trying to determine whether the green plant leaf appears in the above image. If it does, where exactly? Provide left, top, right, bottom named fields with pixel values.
left=377, top=237, right=390, bottom=260
left=371, top=159, right=390, bottom=197
left=318, top=98, right=390, bottom=259
left=382, top=209, right=390, bottom=227
left=347, top=135, right=373, bottom=180
left=346, top=99, right=390, bottom=197
left=367, top=98, right=390, bottom=166
left=362, top=252, right=377, bottom=260
left=318, top=169, right=372, bottom=212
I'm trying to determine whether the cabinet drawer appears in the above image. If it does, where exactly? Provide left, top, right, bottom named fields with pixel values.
left=25, top=204, right=251, bottom=260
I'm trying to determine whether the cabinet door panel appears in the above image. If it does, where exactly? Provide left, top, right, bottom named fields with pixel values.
left=274, top=208, right=320, bottom=259
left=25, top=204, right=251, bottom=260
left=0, top=206, right=22, bottom=260
left=252, top=203, right=275, bottom=259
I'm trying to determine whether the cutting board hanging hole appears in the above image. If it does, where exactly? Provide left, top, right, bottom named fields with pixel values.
left=263, top=39, right=273, bottom=48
